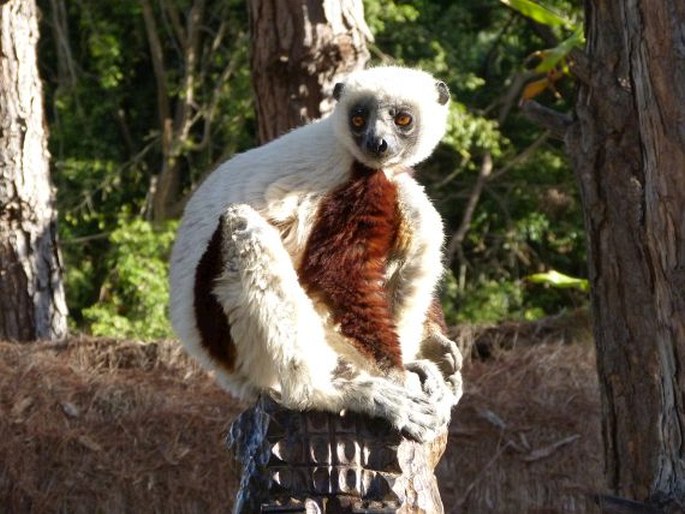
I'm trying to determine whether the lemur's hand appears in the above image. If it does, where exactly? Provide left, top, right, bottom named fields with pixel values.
left=405, top=359, right=457, bottom=429
left=419, top=331, right=464, bottom=404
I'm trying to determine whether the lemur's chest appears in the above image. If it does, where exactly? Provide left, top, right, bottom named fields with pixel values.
left=296, top=162, right=406, bottom=369
left=269, top=165, right=408, bottom=270
left=299, top=163, right=400, bottom=279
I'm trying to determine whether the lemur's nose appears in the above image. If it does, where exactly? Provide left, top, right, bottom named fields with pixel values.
left=367, top=137, right=388, bottom=155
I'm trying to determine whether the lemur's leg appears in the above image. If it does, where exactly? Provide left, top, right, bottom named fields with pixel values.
left=420, top=307, right=464, bottom=403
left=213, top=203, right=444, bottom=442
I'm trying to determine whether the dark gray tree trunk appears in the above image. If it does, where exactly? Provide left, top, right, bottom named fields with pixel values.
left=0, top=0, right=67, bottom=341
left=565, top=1, right=685, bottom=510
left=248, top=0, right=372, bottom=144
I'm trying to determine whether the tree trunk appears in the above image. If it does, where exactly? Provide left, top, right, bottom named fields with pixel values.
left=566, top=1, right=685, bottom=509
left=0, top=0, right=68, bottom=341
left=248, top=0, right=373, bottom=144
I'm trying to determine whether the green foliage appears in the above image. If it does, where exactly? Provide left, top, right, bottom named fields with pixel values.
left=365, top=0, right=587, bottom=323
left=441, top=271, right=532, bottom=323
left=39, top=0, right=253, bottom=334
left=82, top=219, right=177, bottom=340
left=444, top=105, right=505, bottom=160
left=532, top=27, right=584, bottom=74
left=501, top=0, right=583, bottom=100
left=527, top=270, right=589, bottom=292
left=500, top=0, right=573, bottom=29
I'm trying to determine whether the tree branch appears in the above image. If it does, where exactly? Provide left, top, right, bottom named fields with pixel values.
left=446, top=152, right=493, bottom=267
left=196, top=41, right=244, bottom=151
left=520, top=100, right=573, bottom=140
left=174, top=0, right=205, bottom=143
left=490, top=131, right=550, bottom=181
left=140, top=0, right=171, bottom=150
left=161, top=0, right=187, bottom=49
left=47, top=0, right=78, bottom=88
left=498, top=70, right=539, bottom=124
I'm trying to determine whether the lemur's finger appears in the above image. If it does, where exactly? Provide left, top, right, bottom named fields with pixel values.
left=406, top=360, right=448, bottom=399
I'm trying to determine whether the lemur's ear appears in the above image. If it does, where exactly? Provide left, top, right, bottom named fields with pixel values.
left=436, top=81, right=450, bottom=105
left=333, top=82, right=345, bottom=101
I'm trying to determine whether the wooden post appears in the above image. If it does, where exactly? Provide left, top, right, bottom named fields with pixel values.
left=228, top=396, right=447, bottom=513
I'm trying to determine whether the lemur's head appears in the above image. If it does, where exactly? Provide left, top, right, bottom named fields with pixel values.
left=332, top=66, right=450, bottom=171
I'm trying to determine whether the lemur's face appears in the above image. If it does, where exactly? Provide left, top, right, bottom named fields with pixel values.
left=346, top=96, right=421, bottom=169
left=332, top=67, right=450, bottom=171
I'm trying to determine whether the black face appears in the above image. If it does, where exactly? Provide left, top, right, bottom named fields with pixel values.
left=347, top=96, right=421, bottom=167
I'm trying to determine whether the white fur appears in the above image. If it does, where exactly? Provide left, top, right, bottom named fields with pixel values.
left=170, top=117, right=349, bottom=387
left=391, top=172, right=446, bottom=362
left=169, top=66, right=459, bottom=441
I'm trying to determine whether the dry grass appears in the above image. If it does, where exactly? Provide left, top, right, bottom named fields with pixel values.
left=0, top=322, right=603, bottom=513
left=0, top=337, right=242, bottom=513
left=440, top=342, right=603, bottom=513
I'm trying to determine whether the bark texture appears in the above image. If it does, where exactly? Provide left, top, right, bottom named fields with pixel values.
left=566, top=1, right=685, bottom=508
left=0, top=0, right=67, bottom=340
left=248, top=0, right=372, bottom=144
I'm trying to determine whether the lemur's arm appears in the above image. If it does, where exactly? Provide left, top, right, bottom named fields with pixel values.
left=389, top=174, right=463, bottom=412
left=213, top=203, right=448, bottom=442
left=389, top=173, right=446, bottom=359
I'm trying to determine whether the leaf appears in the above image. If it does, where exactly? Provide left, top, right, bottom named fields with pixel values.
left=526, top=270, right=590, bottom=292
left=60, top=400, right=81, bottom=418
left=11, top=397, right=34, bottom=422
left=522, top=434, right=580, bottom=461
left=521, top=77, right=550, bottom=100
left=500, top=0, right=572, bottom=29
left=534, top=27, right=585, bottom=73
left=478, top=408, right=507, bottom=430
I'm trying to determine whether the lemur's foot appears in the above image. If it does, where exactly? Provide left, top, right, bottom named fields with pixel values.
left=353, top=376, right=445, bottom=442
left=223, top=204, right=281, bottom=255
left=221, top=203, right=292, bottom=285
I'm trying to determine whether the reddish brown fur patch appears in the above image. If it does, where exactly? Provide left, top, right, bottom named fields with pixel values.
left=427, top=297, right=449, bottom=334
left=298, top=162, right=402, bottom=369
left=193, top=218, right=236, bottom=370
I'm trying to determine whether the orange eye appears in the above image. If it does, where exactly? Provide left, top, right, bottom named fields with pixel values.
left=351, top=115, right=365, bottom=128
left=395, top=113, right=413, bottom=127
